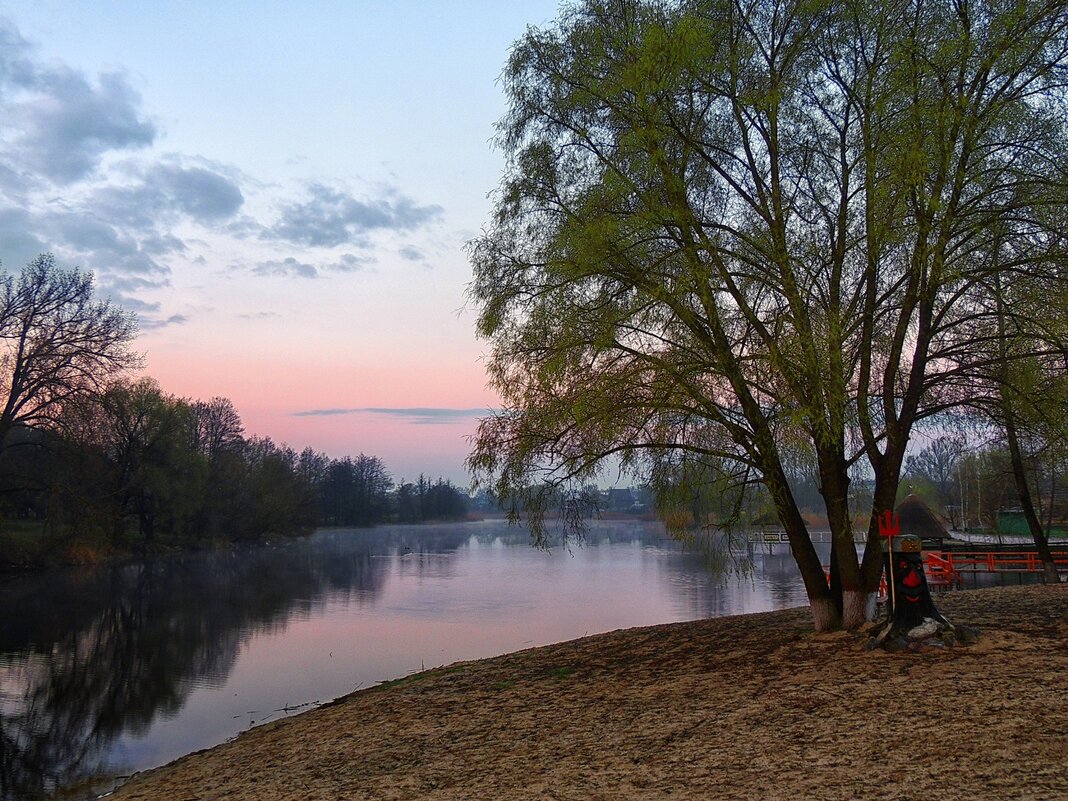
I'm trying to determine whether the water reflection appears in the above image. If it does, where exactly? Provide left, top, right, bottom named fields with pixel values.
left=0, top=521, right=809, bottom=800
left=0, top=535, right=395, bottom=799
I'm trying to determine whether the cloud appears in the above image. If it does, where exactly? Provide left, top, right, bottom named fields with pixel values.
left=0, top=20, right=251, bottom=313
left=239, top=311, right=281, bottom=320
left=93, top=161, right=244, bottom=230
left=0, top=207, right=46, bottom=268
left=0, top=21, right=155, bottom=186
left=138, top=313, right=188, bottom=330
left=252, top=257, right=319, bottom=278
left=326, top=253, right=371, bottom=272
left=248, top=252, right=373, bottom=279
left=0, top=19, right=228, bottom=315
left=96, top=274, right=170, bottom=310
left=264, top=183, right=442, bottom=247
left=398, top=245, right=426, bottom=262
left=292, top=407, right=489, bottom=424
left=42, top=210, right=172, bottom=278
left=140, top=232, right=187, bottom=256
left=0, top=17, right=435, bottom=320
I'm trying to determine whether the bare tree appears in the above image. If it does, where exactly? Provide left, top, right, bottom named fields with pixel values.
left=905, top=435, right=966, bottom=527
left=190, top=397, right=245, bottom=461
left=0, top=255, right=139, bottom=451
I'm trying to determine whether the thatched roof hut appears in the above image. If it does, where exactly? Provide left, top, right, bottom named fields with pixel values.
left=896, top=494, right=950, bottom=544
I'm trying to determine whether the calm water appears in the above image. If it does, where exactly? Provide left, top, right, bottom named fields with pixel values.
left=0, top=520, right=813, bottom=800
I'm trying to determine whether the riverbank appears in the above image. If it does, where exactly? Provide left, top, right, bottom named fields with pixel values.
left=108, top=584, right=1067, bottom=801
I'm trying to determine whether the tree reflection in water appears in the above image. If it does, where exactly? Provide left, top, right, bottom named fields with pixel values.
left=0, top=532, right=393, bottom=800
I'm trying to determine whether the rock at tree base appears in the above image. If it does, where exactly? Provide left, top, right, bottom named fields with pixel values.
left=868, top=620, right=981, bottom=652
left=867, top=534, right=981, bottom=652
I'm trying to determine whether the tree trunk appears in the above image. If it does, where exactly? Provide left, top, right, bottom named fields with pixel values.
left=809, top=596, right=840, bottom=632
left=766, top=465, right=840, bottom=631
left=1004, top=401, right=1059, bottom=582
left=823, top=472, right=867, bottom=629
left=841, top=589, right=870, bottom=629
left=861, top=461, right=902, bottom=592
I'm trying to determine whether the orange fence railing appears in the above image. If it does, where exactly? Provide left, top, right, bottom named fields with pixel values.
left=930, top=550, right=1068, bottom=575
left=923, top=551, right=962, bottom=588
left=831, top=549, right=1065, bottom=603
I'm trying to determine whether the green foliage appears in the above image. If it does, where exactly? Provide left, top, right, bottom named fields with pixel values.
left=391, top=475, right=469, bottom=524
left=468, top=0, right=1068, bottom=626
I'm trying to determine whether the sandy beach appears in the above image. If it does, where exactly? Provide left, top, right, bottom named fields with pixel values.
left=108, top=584, right=1068, bottom=801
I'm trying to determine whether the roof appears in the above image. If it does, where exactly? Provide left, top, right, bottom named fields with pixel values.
left=895, top=494, right=950, bottom=540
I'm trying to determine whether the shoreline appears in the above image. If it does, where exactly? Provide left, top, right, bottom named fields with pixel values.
left=0, top=518, right=490, bottom=572
left=108, top=584, right=1068, bottom=801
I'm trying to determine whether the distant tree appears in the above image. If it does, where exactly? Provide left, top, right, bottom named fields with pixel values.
left=393, top=479, right=420, bottom=522
left=229, top=438, right=313, bottom=538
left=351, top=454, right=392, bottom=526
left=390, top=477, right=469, bottom=522
left=316, top=454, right=392, bottom=527
left=0, top=255, right=138, bottom=452
left=905, top=435, right=966, bottom=528
left=46, top=378, right=200, bottom=547
left=94, top=379, right=200, bottom=546
left=296, top=447, right=330, bottom=486
left=423, top=478, right=469, bottom=521
left=190, top=397, right=245, bottom=461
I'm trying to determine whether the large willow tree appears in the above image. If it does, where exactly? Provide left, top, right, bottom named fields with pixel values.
left=469, top=0, right=1068, bottom=630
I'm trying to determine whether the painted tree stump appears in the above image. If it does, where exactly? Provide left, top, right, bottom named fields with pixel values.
left=869, top=533, right=979, bottom=651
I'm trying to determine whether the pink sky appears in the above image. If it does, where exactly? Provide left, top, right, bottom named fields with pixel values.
left=0, top=3, right=565, bottom=486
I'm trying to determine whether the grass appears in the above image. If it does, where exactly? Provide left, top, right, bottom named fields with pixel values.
left=545, top=666, right=576, bottom=681
left=372, top=664, right=467, bottom=692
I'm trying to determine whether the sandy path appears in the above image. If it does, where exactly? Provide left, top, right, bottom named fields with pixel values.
left=110, top=584, right=1068, bottom=801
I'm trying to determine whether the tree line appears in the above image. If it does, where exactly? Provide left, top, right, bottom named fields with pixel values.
left=0, top=256, right=468, bottom=567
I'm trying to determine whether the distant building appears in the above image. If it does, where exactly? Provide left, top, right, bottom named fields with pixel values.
left=895, top=493, right=951, bottom=547
left=604, top=487, right=648, bottom=514
left=996, top=509, right=1068, bottom=538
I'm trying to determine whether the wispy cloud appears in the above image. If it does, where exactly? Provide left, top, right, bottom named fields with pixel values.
left=292, top=407, right=489, bottom=424
left=249, top=251, right=373, bottom=279
left=252, top=257, right=319, bottom=279
left=138, top=313, right=188, bottom=331
left=239, top=310, right=281, bottom=320
left=262, top=183, right=442, bottom=248
left=398, top=245, right=426, bottom=262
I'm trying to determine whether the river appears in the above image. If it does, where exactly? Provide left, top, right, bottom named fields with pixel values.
left=0, top=519, right=815, bottom=800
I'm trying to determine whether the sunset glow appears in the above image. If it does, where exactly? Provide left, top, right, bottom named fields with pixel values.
left=0, top=2, right=559, bottom=484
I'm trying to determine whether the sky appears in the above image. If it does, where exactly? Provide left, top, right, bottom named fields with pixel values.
left=0, top=1, right=563, bottom=486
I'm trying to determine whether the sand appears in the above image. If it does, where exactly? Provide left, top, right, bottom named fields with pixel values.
left=108, top=584, right=1068, bottom=801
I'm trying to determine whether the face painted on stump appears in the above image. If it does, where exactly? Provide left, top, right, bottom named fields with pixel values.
left=895, top=554, right=926, bottom=604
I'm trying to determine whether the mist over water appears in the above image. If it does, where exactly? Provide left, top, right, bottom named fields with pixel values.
left=0, top=520, right=812, bottom=799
